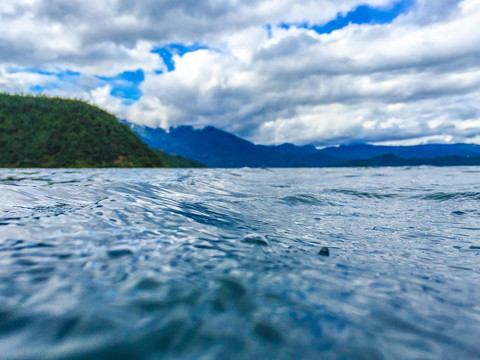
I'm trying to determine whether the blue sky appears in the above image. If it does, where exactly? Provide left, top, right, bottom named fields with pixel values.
left=151, top=43, right=210, bottom=73
left=98, top=70, right=145, bottom=104
left=1, top=0, right=479, bottom=146
left=280, top=0, right=414, bottom=34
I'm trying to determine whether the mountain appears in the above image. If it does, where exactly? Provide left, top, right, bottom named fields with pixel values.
left=128, top=123, right=480, bottom=168
left=0, top=94, right=169, bottom=168
left=2, top=93, right=479, bottom=169
left=128, top=124, right=337, bottom=167
left=321, top=143, right=480, bottom=160
left=340, top=154, right=480, bottom=167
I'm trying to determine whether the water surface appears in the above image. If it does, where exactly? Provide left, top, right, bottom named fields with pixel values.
left=0, top=167, right=479, bottom=359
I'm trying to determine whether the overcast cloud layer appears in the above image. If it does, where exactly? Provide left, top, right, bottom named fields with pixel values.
left=1, top=0, right=480, bottom=145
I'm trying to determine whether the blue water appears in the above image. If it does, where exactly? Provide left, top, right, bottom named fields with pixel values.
left=0, top=167, right=479, bottom=359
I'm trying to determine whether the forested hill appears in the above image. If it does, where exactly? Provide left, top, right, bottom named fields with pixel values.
left=0, top=94, right=166, bottom=168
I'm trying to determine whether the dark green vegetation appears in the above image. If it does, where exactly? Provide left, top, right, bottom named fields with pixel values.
left=0, top=94, right=203, bottom=168
left=0, top=93, right=165, bottom=168
left=154, top=149, right=206, bottom=168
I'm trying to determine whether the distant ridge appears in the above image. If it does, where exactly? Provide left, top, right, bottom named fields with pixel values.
left=320, top=143, right=480, bottom=160
left=127, top=123, right=480, bottom=168
left=127, top=124, right=337, bottom=167
left=339, top=154, right=480, bottom=167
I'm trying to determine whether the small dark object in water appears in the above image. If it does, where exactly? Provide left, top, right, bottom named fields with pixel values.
left=470, top=245, right=480, bottom=250
left=242, top=234, right=268, bottom=246
left=319, top=247, right=329, bottom=256
left=107, top=248, right=134, bottom=258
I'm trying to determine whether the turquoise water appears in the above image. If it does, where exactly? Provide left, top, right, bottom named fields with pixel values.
left=0, top=167, right=479, bottom=359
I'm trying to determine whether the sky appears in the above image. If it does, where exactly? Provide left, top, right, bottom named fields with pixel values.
left=1, top=0, right=480, bottom=146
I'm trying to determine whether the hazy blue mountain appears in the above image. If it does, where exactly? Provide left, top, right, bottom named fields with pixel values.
left=321, top=143, right=480, bottom=160
left=127, top=124, right=337, bottom=167
left=340, top=154, right=480, bottom=167
left=126, top=122, right=480, bottom=167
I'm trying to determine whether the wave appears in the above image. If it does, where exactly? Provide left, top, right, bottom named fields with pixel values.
left=419, top=192, right=480, bottom=201
left=1, top=167, right=480, bottom=359
left=329, top=189, right=396, bottom=199
left=280, top=194, right=325, bottom=206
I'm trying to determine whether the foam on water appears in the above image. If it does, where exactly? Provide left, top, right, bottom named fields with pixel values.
left=0, top=167, right=479, bottom=359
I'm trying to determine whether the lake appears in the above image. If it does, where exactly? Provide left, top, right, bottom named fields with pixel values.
left=0, top=167, right=479, bottom=359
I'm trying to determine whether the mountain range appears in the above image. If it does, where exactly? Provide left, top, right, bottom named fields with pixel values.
left=128, top=123, right=480, bottom=168
left=2, top=92, right=479, bottom=169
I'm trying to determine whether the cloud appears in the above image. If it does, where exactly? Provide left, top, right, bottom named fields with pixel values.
left=1, top=0, right=480, bottom=145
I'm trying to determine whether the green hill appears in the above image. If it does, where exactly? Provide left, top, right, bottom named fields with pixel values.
left=154, top=149, right=206, bottom=168
left=0, top=93, right=168, bottom=168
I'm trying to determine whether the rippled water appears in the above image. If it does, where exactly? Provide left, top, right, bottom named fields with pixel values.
left=0, top=167, right=479, bottom=360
